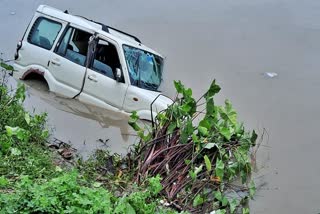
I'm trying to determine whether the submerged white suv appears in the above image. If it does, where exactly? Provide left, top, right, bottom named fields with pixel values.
left=13, top=5, right=172, bottom=120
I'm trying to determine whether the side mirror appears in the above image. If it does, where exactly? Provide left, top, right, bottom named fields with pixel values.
left=115, top=68, right=122, bottom=82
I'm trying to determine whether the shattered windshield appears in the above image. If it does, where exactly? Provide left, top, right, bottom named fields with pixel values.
left=123, top=45, right=163, bottom=91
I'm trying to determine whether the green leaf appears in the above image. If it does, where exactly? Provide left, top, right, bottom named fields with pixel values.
left=5, top=126, right=19, bottom=136
left=198, top=126, right=208, bottom=136
left=189, top=171, right=196, bottom=181
left=167, top=122, right=177, bottom=134
left=179, top=103, right=192, bottom=114
left=174, top=80, right=184, bottom=94
left=204, top=155, right=212, bottom=172
left=180, top=119, right=193, bottom=144
left=229, top=199, right=239, bottom=213
left=249, top=180, right=256, bottom=199
left=184, top=88, right=192, bottom=97
left=206, top=97, right=215, bottom=116
left=214, top=191, right=222, bottom=201
left=199, top=117, right=212, bottom=130
left=251, top=130, right=258, bottom=145
left=204, top=79, right=221, bottom=100
left=194, top=164, right=203, bottom=175
left=93, top=182, right=102, bottom=188
left=242, top=207, right=250, bottom=214
left=204, top=143, right=216, bottom=149
left=215, top=210, right=227, bottom=214
left=15, top=84, right=26, bottom=101
left=0, top=176, right=9, bottom=188
left=222, top=196, right=228, bottom=206
left=220, top=127, right=232, bottom=140
left=55, top=166, right=63, bottom=172
left=215, top=159, right=225, bottom=179
left=220, top=100, right=238, bottom=126
left=128, top=112, right=141, bottom=132
left=10, top=148, right=21, bottom=156
left=0, top=62, right=14, bottom=71
left=25, top=113, right=31, bottom=125
left=193, top=194, right=204, bottom=207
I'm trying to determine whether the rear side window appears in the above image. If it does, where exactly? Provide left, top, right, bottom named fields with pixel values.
left=28, top=17, right=62, bottom=50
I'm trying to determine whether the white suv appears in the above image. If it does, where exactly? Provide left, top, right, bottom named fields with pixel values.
left=13, top=5, right=172, bottom=120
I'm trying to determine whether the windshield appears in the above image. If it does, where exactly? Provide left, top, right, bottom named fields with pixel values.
left=123, top=45, right=163, bottom=91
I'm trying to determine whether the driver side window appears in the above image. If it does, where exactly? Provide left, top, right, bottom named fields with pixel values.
left=91, top=39, right=124, bottom=82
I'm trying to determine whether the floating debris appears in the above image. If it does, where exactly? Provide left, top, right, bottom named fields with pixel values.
left=10, top=12, right=16, bottom=15
left=264, top=72, right=278, bottom=78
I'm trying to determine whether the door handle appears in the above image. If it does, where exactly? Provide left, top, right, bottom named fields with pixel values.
left=88, top=75, right=97, bottom=82
left=51, top=59, right=60, bottom=66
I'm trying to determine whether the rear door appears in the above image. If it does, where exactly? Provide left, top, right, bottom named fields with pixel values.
left=48, top=26, right=93, bottom=97
left=15, top=14, right=65, bottom=77
left=79, top=38, right=128, bottom=110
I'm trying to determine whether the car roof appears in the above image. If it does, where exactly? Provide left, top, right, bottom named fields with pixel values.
left=36, top=5, right=163, bottom=58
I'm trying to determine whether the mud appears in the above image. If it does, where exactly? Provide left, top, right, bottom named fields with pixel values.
left=1, top=0, right=320, bottom=213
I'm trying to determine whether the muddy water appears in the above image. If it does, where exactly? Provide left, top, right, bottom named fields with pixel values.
left=1, top=0, right=320, bottom=213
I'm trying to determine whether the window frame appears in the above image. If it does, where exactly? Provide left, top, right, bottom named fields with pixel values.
left=54, top=26, right=93, bottom=67
left=27, top=17, right=62, bottom=50
left=90, top=37, right=124, bottom=82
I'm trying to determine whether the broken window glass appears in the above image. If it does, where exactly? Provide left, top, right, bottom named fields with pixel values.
left=123, top=45, right=163, bottom=91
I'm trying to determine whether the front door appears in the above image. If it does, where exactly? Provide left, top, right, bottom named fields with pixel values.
left=48, top=26, right=92, bottom=98
left=79, top=38, right=127, bottom=110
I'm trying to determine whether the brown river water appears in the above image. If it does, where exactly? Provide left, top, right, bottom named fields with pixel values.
left=1, top=0, right=320, bottom=213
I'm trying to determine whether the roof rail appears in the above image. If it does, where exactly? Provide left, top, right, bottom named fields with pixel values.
left=74, top=15, right=142, bottom=43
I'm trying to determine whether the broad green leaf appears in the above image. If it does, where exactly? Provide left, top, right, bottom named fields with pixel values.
left=179, top=103, right=192, bottom=113
left=167, top=122, right=177, bottom=134
left=204, top=143, right=216, bottom=149
left=183, top=88, right=192, bottom=97
left=128, top=112, right=141, bottom=131
left=222, top=196, right=228, bottom=206
left=204, top=155, right=212, bottom=172
left=25, top=113, right=30, bottom=125
left=229, top=199, right=239, bottom=213
left=198, top=126, right=208, bottom=136
left=42, top=130, right=49, bottom=138
left=10, top=147, right=21, bottom=156
left=0, top=62, right=14, bottom=71
left=55, top=166, right=63, bottom=172
left=214, top=191, right=222, bottom=201
left=180, top=119, right=193, bottom=144
left=220, top=127, right=232, bottom=140
left=15, top=84, right=26, bottom=101
left=193, top=194, right=204, bottom=207
left=206, top=97, right=215, bottom=116
left=199, top=117, right=212, bottom=130
left=242, top=208, right=250, bottom=214
left=251, top=130, right=258, bottom=145
left=0, top=176, right=9, bottom=188
left=93, top=182, right=102, bottom=188
left=215, top=210, right=227, bottom=214
left=204, top=79, right=221, bottom=100
left=174, top=80, right=184, bottom=94
left=194, top=164, right=203, bottom=175
left=215, top=159, right=225, bottom=179
left=5, top=126, right=19, bottom=136
left=192, top=133, right=199, bottom=143
left=189, top=171, right=196, bottom=181
left=249, top=180, right=256, bottom=199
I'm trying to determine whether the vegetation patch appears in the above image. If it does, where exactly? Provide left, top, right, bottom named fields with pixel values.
left=128, top=80, right=257, bottom=213
left=0, top=61, right=257, bottom=213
